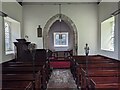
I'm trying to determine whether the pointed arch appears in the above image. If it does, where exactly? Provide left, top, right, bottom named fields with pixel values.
left=43, top=14, right=78, bottom=55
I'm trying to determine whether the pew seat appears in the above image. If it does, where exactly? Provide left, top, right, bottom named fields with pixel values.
left=2, top=81, right=32, bottom=90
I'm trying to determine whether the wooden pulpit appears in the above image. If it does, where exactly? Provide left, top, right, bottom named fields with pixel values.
left=14, top=39, right=32, bottom=61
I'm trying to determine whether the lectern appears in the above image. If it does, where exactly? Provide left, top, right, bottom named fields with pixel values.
left=14, top=39, right=31, bottom=61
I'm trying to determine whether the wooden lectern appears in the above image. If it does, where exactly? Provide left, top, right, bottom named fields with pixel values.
left=14, top=39, right=32, bottom=61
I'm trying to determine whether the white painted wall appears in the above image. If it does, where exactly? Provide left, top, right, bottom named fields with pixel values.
left=0, top=2, right=22, bottom=63
left=11, top=20, right=21, bottom=51
left=0, top=1, right=2, bottom=88
left=23, top=4, right=98, bottom=55
left=118, top=2, right=120, bottom=60
left=0, top=1, right=2, bottom=63
left=98, top=2, right=119, bottom=59
left=23, top=5, right=58, bottom=49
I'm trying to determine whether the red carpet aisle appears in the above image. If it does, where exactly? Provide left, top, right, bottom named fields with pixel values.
left=50, top=61, right=70, bottom=68
left=47, top=69, right=77, bottom=90
left=50, top=57, right=70, bottom=68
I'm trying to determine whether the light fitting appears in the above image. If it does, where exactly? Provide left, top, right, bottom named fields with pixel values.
left=59, top=4, right=62, bottom=22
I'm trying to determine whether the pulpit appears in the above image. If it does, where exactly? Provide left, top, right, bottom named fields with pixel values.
left=14, top=39, right=32, bottom=61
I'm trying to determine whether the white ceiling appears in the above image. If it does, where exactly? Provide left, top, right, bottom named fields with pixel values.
left=2, top=0, right=120, bottom=4
left=2, top=0, right=100, bottom=2
left=21, top=0, right=119, bottom=2
left=22, top=0, right=120, bottom=5
left=22, top=0, right=100, bottom=2
left=22, top=2, right=98, bottom=5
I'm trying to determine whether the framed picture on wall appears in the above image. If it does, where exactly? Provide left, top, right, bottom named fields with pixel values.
left=37, top=25, right=42, bottom=37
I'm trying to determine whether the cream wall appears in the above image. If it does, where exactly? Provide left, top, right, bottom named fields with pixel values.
left=118, top=2, right=120, bottom=60
left=0, top=20, right=1, bottom=89
left=23, top=4, right=98, bottom=55
left=98, top=2, right=119, bottom=59
left=0, top=2, right=22, bottom=63
left=0, top=1, right=2, bottom=63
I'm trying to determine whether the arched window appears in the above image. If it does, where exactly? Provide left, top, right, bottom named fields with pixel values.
left=5, top=21, right=12, bottom=51
left=4, top=17, right=21, bottom=54
left=101, top=16, right=115, bottom=51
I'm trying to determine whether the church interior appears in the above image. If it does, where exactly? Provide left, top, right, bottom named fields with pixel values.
left=0, top=0, right=120, bottom=90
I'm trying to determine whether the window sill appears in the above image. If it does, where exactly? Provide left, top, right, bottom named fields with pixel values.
left=6, top=51, right=14, bottom=55
left=101, top=49, right=114, bottom=52
left=54, top=45, right=68, bottom=47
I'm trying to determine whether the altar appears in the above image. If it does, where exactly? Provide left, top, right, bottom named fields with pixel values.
left=52, top=50, right=73, bottom=58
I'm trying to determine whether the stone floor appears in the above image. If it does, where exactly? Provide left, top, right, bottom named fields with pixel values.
left=47, top=69, right=78, bottom=90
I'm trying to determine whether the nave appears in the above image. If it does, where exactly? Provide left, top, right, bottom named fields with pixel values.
left=2, top=52, right=120, bottom=90
left=1, top=40, right=120, bottom=90
left=47, top=69, right=77, bottom=90
left=1, top=1, right=120, bottom=90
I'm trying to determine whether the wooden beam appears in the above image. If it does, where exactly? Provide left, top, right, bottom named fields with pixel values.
left=97, top=0, right=102, bottom=4
left=0, top=11, right=7, bottom=17
left=16, top=0, right=23, bottom=6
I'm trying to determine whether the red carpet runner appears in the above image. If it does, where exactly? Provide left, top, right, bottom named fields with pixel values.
left=50, top=57, right=70, bottom=68
left=50, top=61, right=70, bottom=68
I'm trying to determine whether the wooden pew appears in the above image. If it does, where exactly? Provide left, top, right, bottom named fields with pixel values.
left=2, top=66, right=42, bottom=72
left=71, top=56, right=118, bottom=80
left=2, top=72, right=41, bottom=90
left=3, top=62, right=44, bottom=65
left=73, top=55, right=119, bottom=64
left=2, top=61, right=50, bottom=90
left=72, top=56, right=120, bottom=89
left=79, top=62, right=120, bottom=69
left=2, top=74, right=34, bottom=81
left=81, top=68, right=120, bottom=89
left=73, top=55, right=104, bottom=60
left=75, top=59, right=116, bottom=64
left=1, top=48, right=50, bottom=90
left=2, top=66, right=42, bottom=89
left=89, top=77, right=120, bottom=90
left=2, top=62, right=44, bottom=88
left=2, top=81, right=33, bottom=90
left=71, top=59, right=119, bottom=86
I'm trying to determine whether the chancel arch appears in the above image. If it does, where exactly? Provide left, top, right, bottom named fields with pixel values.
left=43, top=14, right=78, bottom=55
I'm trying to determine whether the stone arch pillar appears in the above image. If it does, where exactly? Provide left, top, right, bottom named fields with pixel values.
left=43, top=14, right=78, bottom=55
